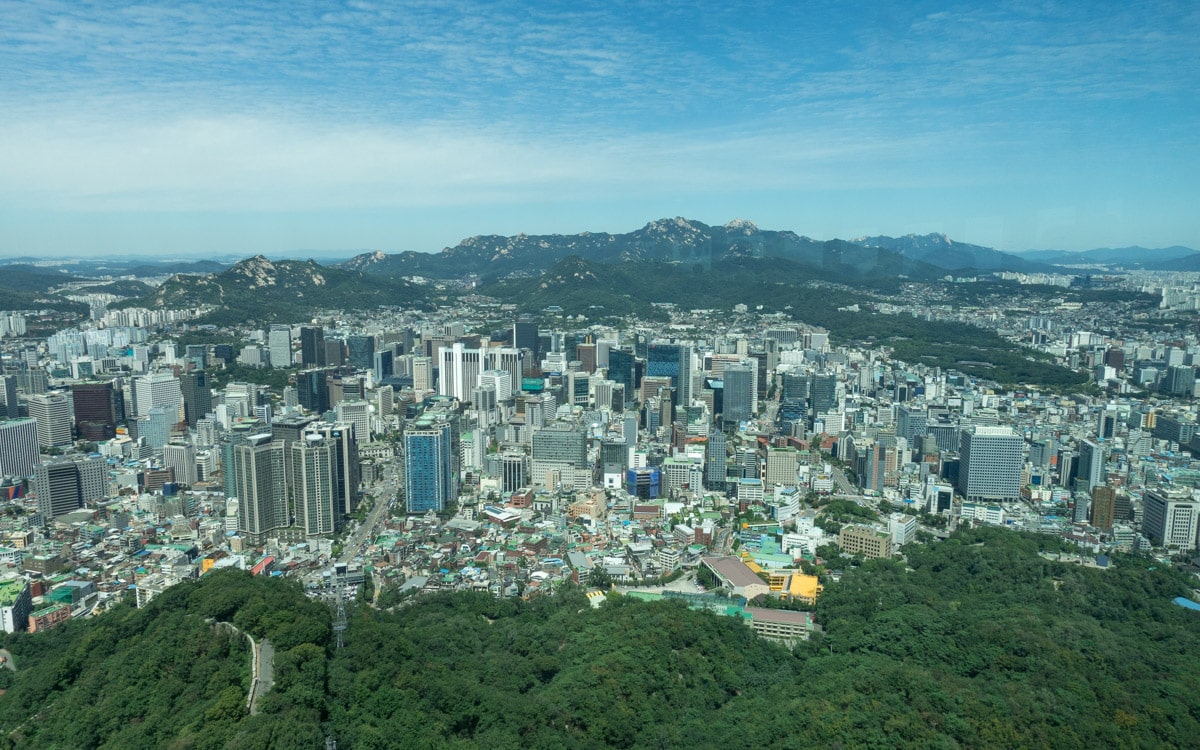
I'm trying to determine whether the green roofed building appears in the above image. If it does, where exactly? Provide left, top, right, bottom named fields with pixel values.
left=0, top=576, right=32, bottom=633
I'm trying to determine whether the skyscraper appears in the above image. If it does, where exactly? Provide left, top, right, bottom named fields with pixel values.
left=27, top=393, right=72, bottom=449
left=0, top=418, right=40, bottom=478
left=438, top=342, right=482, bottom=402
left=1, top=375, right=19, bottom=418
left=291, top=435, right=337, bottom=536
left=233, top=434, right=288, bottom=544
left=299, top=326, right=326, bottom=368
left=307, top=422, right=360, bottom=516
left=268, top=324, right=293, bottom=369
left=132, top=372, right=183, bottom=423
left=957, top=426, right=1023, bottom=503
left=179, top=371, right=212, bottom=428
left=162, top=442, right=198, bottom=486
left=404, top=420, right=454, bottom=513
left=71, top=382, right=120, bottom=440
left=722, top=362, right=755, bottom=429
left=32, top=456, right=106, bottom=518
left=347, top=335, right=376, bottom=371
left=1076, top=439, right=1105, bottom=493
left=647, top=342, right=691, bottom=407
left=513, top=316, right=540, bottom=361
left=1090, top=485, right=1116, bottom=531
left=704, top=431, right=727, bottom=490
left=607, top=348, right=637, bottom=406
left=297, top=368, right=331, bottom=414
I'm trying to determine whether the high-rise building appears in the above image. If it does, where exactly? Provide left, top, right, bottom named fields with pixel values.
left=1142, top=488, right=1198, bottom=551
left=373, top=349, right=394, bottom=382
left=32, top=456, right=107, bottom=518
left=438, top=343, right=483, bottom=402
left=299, top=326, right=325, bottom=368
left=346, top=335, right=375, bottom=371
left=296, top=368, right=332, bottom=415
left=1090, top=485, right=1117, bottom=531
left=291, top=435, right=337, bottom=536
left=810, top=372, right=837, bottom=414
left=499, top=451, right=526, bottom=492
left=647, top=342, right=691, bottom=407
left=268, top=325, right=293, bottom=369
left=232, top=434, right=288, bottom=544
left=531, top=423, right=588, bottom=488
left=324, top=339, right=345, bottom=367
left=132, top=372, right=183, bottom=422
left=896, top=404, right=928, bottom=445
left=179, top=371, right=212, bottom=428
left=336, top=400, right=372, bottom=444
left=162, top=443, right=198, bottom=486
left=513, top=316, right=540, bottom=361
left=1076, top=439, right=1105, bottom=493
left=307, top=422, right=360, bottom=516
left=71, top=382, right=120, bottom=440
left=0, top=418, right=40, bottom=478
left=27, top=393, right=73, bottom=449
left=412, top=357, right=433, bottom=392
left=404, top=420, right=454, bottom=513
left=485, top=348, right=524, bottom=399
left=607, top=348, right=638, bottom=406
left=137, top=406, right=173, bottom=450
left=704, top=431, right=727, bottom=490
left=957, top=426, right=1023, bottom=503
left=1, top=375, right=19, bottom=419
left=722, top=362, right=755, bottom=429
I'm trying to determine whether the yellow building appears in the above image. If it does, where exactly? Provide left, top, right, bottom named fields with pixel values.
left=765, top=569, right=823, bottom=604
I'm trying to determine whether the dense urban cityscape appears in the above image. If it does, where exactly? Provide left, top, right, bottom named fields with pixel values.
left=0, top=233, right=1198, bottom=745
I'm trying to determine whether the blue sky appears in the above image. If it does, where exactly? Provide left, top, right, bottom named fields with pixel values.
left=1, top=0, right=1196, bottom=257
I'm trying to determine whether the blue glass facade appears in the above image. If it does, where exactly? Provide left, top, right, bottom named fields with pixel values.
left=404, top=422, right=453, bottom=513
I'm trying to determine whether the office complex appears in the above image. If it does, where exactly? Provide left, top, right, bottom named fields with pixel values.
left=405, top=420, right=454, bottom=513
left=1142, top=488, right=1198, bottom=551
left=27, top=392, right=73, bottom=449
left=957, top=426, right=1023, bottom=503
left=0, top=418, right=40, bottom=478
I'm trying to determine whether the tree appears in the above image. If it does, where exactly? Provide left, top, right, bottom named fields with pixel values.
left=586, top=566, right=614, bottom=590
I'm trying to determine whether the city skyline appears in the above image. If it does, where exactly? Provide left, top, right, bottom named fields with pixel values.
left=2, top=1, right=1197, bottom=257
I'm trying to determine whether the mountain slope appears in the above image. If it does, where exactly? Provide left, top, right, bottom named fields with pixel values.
left=1017, top=245, right=1198, bottom=266
left=116, top=255, right=429, bottom=323
left=851, top=233, right=1054, bottom=273
left=344, top=218, right=950, bottom=281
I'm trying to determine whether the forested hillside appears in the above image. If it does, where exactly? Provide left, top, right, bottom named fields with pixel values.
left=2, top=530, right=1198, bottom=749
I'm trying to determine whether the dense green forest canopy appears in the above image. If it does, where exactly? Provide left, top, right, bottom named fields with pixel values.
left=2, top=530, right=1198, bottom=749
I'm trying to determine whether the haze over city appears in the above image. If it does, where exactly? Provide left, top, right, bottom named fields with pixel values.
left=1, top=0, right=1197, bottom=257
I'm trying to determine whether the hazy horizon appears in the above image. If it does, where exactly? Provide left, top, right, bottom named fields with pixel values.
left=2, top=1, right=1197, bottom=257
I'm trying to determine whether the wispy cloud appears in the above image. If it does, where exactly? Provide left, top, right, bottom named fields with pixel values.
left=0, top=0, right=1196, bottom=254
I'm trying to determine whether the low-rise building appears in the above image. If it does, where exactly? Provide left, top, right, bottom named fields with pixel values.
left=838, top=525, right=894, bottom=559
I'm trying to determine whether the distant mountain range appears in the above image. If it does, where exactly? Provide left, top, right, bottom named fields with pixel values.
left=1012, top=245, right=1200, bottom=270
left=9, top=220, right=1198, bottom=325
left=114, top=255, right=429, bottom=324
left=340, top=218, right=1047, bottom=282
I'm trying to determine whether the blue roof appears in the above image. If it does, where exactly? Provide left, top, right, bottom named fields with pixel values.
left=1172, top=597, right=1200, bottom=612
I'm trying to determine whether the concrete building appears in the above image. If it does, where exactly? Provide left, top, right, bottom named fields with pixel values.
left=1142, top=488, right=1198, bottom=552
left=838, top=525, right=894, bottom=559
left=0, top=418, right=40, bottom=478
left=700, top=556, right=770, bottom=600
left=27, top=392, right=73, bottom=449
left=958, top=425, right=1023, bottom=503
left=0, top=577, right=32, bottom=633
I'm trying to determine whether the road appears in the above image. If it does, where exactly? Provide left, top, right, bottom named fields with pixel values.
left=338, top=464, right=398, bottom=565
left=830, top=466, right=859, bottom=496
